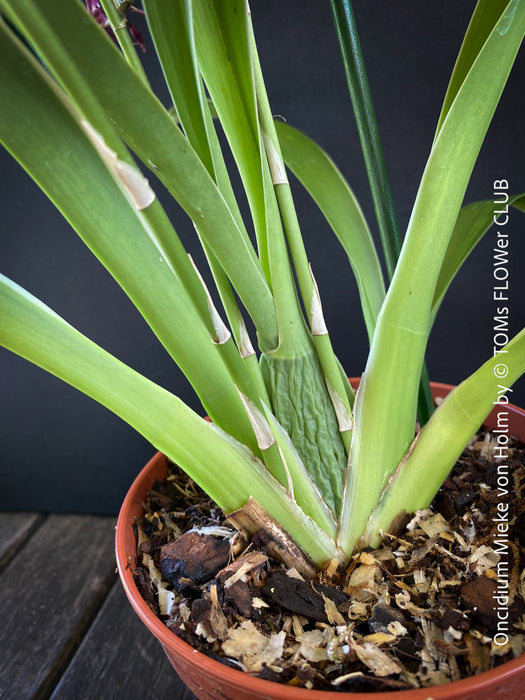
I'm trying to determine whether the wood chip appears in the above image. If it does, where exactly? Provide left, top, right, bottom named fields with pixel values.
left=358, top=552, right=377, bottom=566
left=324, top=558, right=340, bottom=579
left=296, top=630, right=329, bottom=663
left=286, top=567, right=305, bottom=581
left=209, top=584, right=229, bottom=641
left=351, top=639, right=403, bottom=677
left=221, top=553, right=269, bottom=588
left=387, top=621, right=408, bottom=637
left=222, top=621, right=285, bottom=672
left=348, top=601, right=368, bottom=620
left=362, top=632, right=396, bottom=645
left=418, top=512, right=452, bottom=539
left=345, top=564, right=382, bottom=599
left=321, top=594, right=346, bottom=626
left=292, top=615, right=304, bottom=637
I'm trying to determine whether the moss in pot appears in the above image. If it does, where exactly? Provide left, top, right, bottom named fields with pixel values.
left=1, top=0, right=525, bottom=696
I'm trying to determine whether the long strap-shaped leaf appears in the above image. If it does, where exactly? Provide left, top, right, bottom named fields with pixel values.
left=249, top=32, right=352, bottom=501
left=184, top=2, right=350, bottom=505
left=434, top=0, right=512, bottom=139
left=192, top=0, right=268, bottom=271
left=144, top=0, right=214, bottom=175
left=192, top=0, right=312, bottom=358
left=142, top=0, right=268, bottom=397
left=362, top=328, right=525, bottom=547
left=143, top=0, right=248, bottom=242
left=3, top=0, right=278, bottom=350
left=275, top=120, right=385, bottom=343
left=432, top=194, right=525, bottom=319
left=0, top=274, right=343, bottom=564
left=330, top=0, right=435, bottom=426
left=0, top=16, right=260, bottom=452
left=338, top=0, right=525, bottom=555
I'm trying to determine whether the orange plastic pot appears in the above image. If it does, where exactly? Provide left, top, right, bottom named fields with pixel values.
left=116, top=381, right=525, bottom=699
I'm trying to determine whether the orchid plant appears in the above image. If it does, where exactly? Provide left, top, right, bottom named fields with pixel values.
left=0, top=0, right=524, bottom=566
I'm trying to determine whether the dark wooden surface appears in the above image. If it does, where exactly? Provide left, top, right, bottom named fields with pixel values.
left=0, top=512, right=198, bottom=700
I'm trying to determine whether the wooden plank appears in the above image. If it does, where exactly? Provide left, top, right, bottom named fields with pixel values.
left=0, top=514, right=116, bottom=699
left=51, top=580, right=197, bottom=700
left=0, top=511, right=44, bottom=572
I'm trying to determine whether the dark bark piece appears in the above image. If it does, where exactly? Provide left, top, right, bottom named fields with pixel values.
left=384, top=510, right=410, bottom=538
left=168, top=617, right=202, bottom=649
left=438, top=609, right=470, bottom=631
left=134, top=565, right=159, bottom=614
left=461, top=576, right=498, bottom=629
left=435, top=492, right=457, bottom=521
left=262, top=571, right=348, bottom=623
left=0, top=514, right=116, bottom=700
left=224, top=580, right=253, bottom=618
left=51, top=581, right=197, bottom=700
left=454, top=490, right=477, bottom=510
left=368, top=603, right=407, bottom=634
left=191, top=597, right=212, bottom=626
left=148, top=487, right=177, bottom=511
left=336, top=674, right=412, bottom=693
left=515, top=511, right=525, bottom=547
left=0, top=511, right=43, bottom=573
left=392, top=636, right=419, bottom=662
left=159, top=531, right=231, bottom=590
left=190, top=589, right=229, bottom=643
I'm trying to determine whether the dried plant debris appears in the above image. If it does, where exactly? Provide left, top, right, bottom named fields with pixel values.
left=134, top=434, right=525, bottom=692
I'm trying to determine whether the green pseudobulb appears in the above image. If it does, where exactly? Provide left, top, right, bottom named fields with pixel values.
left=261, top=349, right=347, bottom=515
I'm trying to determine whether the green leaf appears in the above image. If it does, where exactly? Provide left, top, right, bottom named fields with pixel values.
left=192, top=0, right=268, bottom=265
left=5, top=0, right=278, bottom=350
left=237, top=395, right=339, bottom=537
left=435, top=0, right=512, bottom=139
left=275, top=120, right=385, bottom=342
left=324, top=1, right=434, bottom=425
left=338, top=0, right=525, bottom=556
left=0, top=16, right=260, bottom=452
left=362, top=327, right=525, bottom=547
left=143, top=1, right=268, bottom=373
left=144, top=0, right=214, bottom=174
left=432, top=194, right=525, bottom=318
left=0, top=274, right=343, bottom=564
left=250, top=35, right=356, bottom=437
left=144, top=1, right=256, bottom=248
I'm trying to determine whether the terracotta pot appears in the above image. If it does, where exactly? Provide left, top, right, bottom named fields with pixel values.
left=116, top=381, right=525, bottom=699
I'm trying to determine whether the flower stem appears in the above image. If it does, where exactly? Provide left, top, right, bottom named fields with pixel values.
left=98, top=0, right=149, bottom=85
left=329, top=0, right=434, bottom=424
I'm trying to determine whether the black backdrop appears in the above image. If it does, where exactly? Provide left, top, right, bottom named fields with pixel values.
left=1, top=1, right=524, bottom=513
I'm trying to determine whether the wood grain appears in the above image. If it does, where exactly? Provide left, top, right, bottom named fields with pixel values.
left=51, top=580, right=197, bottom=700
left=0, top=511, right=44, bottom=572
left=0, top=514, right=116, bottom=699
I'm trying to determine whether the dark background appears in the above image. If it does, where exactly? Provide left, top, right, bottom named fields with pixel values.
left=1, top=1, right=524, bottom=514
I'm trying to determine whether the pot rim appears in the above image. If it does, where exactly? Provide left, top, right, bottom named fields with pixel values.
left=116, top=380, right=525, bottom=699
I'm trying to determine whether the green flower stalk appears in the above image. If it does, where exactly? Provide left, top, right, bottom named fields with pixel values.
left=0, top=0, right=524, bottom=566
